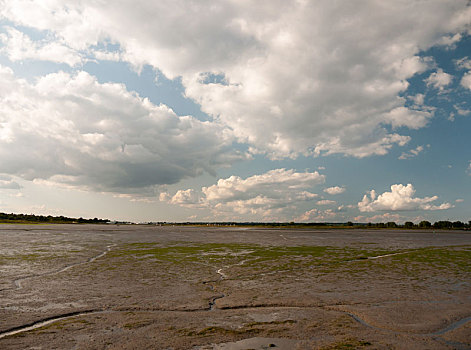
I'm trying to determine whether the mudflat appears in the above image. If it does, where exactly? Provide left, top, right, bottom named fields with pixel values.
left=0, top=224, right=470, bottom=349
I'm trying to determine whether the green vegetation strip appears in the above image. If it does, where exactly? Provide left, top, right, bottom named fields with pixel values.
left=109, top=243, right=471, bottom=274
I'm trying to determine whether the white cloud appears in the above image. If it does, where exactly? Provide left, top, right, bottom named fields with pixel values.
left=436, top=33, right=462, bottom=48
left=1, top=0, right=469, bottom=159
left=0, top=26, right=82, bottom=66
left=455, top=198, right=464, bottom=203
left=455, top=57, right=471, bottom=70
left=398, top=145, right=427, bottom=159
left=296, top=204, right=348, bottom=222
left=409, top=93, right=425, bottom=106
left=461, top=71, right=471, bottom=90
left=468, top=161, right=471, bottom=175
left=425, top=68, right=453, bottom=91
left=455, top=106, right=471, bottom=116
left=203, top=169, right=323, bottom=200
left=316, top=200, right=336, bottom=206
left=295, top=208, right=339, bottom=222
left=358, top=184, right=452, bottom=212
left=162, top=168, right=325, bottom=219
left=0, top=66, right=243, bottom=194
left=312, top=133, right=411, bottom=159
left=383, top=107, right=432, bottom=130
left=158, top=192, right=171, bottom=202
left=324, top=186, right=346, bottom=195
left=170, top=189, right=200, bottom=206
left=450, top=104, right=470, bottom=121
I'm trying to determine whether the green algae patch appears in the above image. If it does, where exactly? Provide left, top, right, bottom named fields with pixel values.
left=388, top=246, right=471, bottom=271
left=107, top=242, right=471, bottom=278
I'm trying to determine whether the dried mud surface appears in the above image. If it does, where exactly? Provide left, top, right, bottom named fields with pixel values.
left=0, top=224, right=470, bottom=349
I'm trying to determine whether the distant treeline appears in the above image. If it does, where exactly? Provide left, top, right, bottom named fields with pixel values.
left=356, top=220, right=470, bottom=229
left=1, top=212, right=469, bottom=229
left=0, top=212, right=110, bottom=224
left=149, top=220, right=471, bottom=229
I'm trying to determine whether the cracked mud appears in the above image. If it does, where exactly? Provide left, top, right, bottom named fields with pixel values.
left=0, top=224, right=470, bottom=349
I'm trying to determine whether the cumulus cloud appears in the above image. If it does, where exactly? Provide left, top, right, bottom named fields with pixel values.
left=358, top=184, right=452, bottom=212
left=435, top=33, right=462, bottom=48
left=425, top=68, right=453, bottom=91
left=383, top=107, right=432, bottom=130
left=455, top=57, right=471, bottom=70
left=0, top=66, right=242, bottom=194
left=1, top=0, right=469, bottom=159
left=169, top=189, right=200, bottom=206
left=409, top=93, right=425, bottom=106
left=461, top=71, right=471, bottom=90
left=295, top=208, right=338, bottom=222
left=0, top=26, right=82, bottom=66
left=324, top=186, right=346, bottom=195
left=162, top=168, right=325, bottom=219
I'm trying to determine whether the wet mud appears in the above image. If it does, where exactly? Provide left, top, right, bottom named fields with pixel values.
left=0, top=224, right=470, bottom=349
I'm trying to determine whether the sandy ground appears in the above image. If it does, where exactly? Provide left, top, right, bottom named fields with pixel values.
left=0, top=224, right=470, bottom=349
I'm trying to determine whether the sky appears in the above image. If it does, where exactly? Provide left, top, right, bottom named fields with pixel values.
left=0, top=0, right=470, bottom=223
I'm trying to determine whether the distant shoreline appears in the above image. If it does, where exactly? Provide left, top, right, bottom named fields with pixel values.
left=0, top=219, right=469, bottom=231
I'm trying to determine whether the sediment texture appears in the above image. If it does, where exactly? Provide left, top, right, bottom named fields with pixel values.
left=0, top=224, right=470, bottom=349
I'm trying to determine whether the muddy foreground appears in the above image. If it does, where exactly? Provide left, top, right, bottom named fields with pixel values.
left=0, top=224, right=470, bottom=349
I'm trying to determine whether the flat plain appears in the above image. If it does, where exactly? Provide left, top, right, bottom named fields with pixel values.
left=0, top=224, right=470, bottom=349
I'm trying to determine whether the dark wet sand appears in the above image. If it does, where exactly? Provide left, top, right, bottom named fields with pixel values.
left=0, top=224, right=470, bottom=349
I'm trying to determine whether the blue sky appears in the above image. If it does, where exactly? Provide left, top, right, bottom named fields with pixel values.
left=0, top=1, right=469, bottom=223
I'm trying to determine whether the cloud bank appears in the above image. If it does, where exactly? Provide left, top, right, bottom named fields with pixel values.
left=1, top=0, right=470, bottom=161
left=0, top=66, right=242, bottom=194
left=162, top=168, right=325, bottom=219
